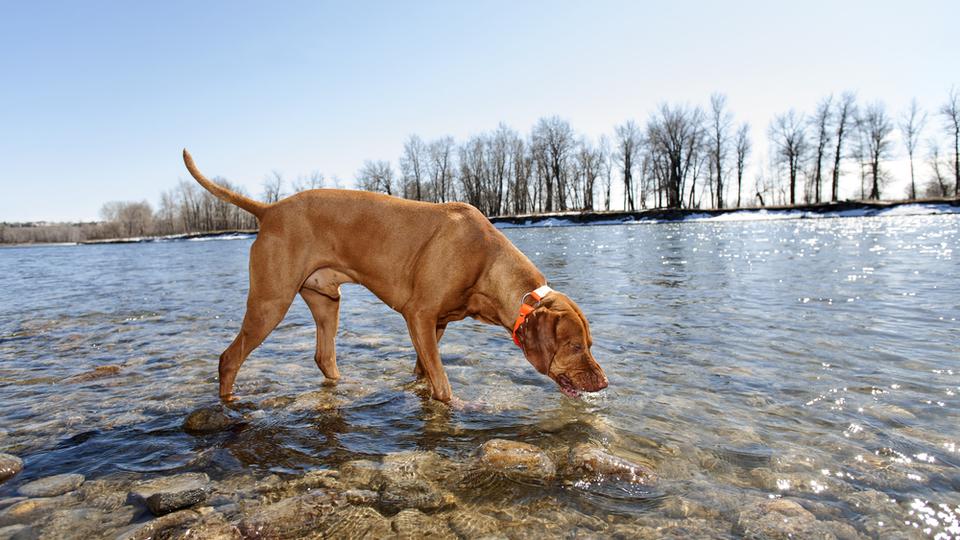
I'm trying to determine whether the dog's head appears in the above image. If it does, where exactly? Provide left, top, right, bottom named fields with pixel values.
left=519, top=292, right=608, bottom=397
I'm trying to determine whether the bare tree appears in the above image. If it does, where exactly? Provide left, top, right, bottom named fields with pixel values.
left=831, top=92, right=857, bottom=201
left=858, top=102, right=894, bottom=200
left=769, top=110, right=808, bottom=205
left=292, top=171, right=325, bottom=192
left=427, top=136, right=456, bottom=203
left=924, top=140, right=951, bottom=197
left=575, top=137, right=604, bottom=210
left=614, top=121, right=642, bottom=210
left=810, top=95, right=833, bottom=203
left=940, top=87, right=960, bottom=196
left=531, top=117, right=575, bottom=212
left=646, top=104, right=705, bottom=208
left=400, top=135, right=427, bottom=201
left=708, top=93, right=733, bottom=208
left=598, top=135, right=613, bottom=210
left=100, top=201, right=154, bottom=237
left=357, top=160, right=395, bottom=196
left=899, top=98, right=927, bottom=199
left=262, top=171, right=284, bottom=203
left=734, top=123, right=751, bottom=207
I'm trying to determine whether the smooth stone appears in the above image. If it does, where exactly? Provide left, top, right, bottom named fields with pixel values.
left=0, top=455, right=22, bottom=485
left=447, top=510, right=501, bottom=538
left=567, top=444, right=656, bottom=484
left=61, top=364, right=122, bottom=383
left=0, top=499, right=25, bottom=511
left=182, top=406, right=240, bottom=433
left=255, top=470, right=340, bottom=502
left=258, top=396, right=295, bottom=409
left=735, top=498, right=861, bottom=540
left=129, top=473, right=211, bottom=515
left=287, top=391, right=344, bottom=412
left=391, top=509, right=456, bottom=540
left=323, top=506, right=392, bottom=539
left=0, top=524, right=32, bottom=540
left=17, top=473, right=84, bottom=497
left=161, top=511, right=241, bottom=540
left=0, top=494, right=76, bottom=525
left=237, top=492, right=340, bottom=539
left=477, top=439, right=556, bottom=483
left=115, top=509, right=201, bottom=540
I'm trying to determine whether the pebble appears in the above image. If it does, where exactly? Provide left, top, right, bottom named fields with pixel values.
left=129, top=473, right=211, bottom=515
left=17, top=473, right=84, bottom=497
left=0, top=456, right=23, bottom=486
left=477, top=439, right=556, bottom=483
left=182, top=406, right=240, bottom=433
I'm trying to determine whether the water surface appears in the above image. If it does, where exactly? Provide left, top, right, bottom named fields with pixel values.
left=1, top=214, right=958, bottom=537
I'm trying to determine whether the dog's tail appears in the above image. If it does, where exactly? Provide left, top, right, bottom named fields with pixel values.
left=182, top=149, right=268, bottom=219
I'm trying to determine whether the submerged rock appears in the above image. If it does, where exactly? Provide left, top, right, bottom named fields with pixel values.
left=17, top=473, right=85, bottom=497
left=287, top=390, right=344, bottom=412
left=0, top=455, right=22, bottom=485
left=735, top=498, right=861, bottom=540
left=182, top=406, right=240, bottom=433
left=323, top=505, right=392, bottom=539
left=0, top=494, right=77, bottom=526
left=566, top=444, right=656, bottom=484
left=160, top=510, right=241, bottom=540
left=0, top=524, right=33, bottom=540
left=115, top=509, right=201, bottom=540
left=391, top=509, right=456, bottom=539
left=447, top=510, right=501, bottom=538
left=376, top=451, right=458, bottom=514
left=477, top=439, right=556, bottom=483
left=129, top=473, right=211, bottom=515
left=237, top=491, right=340, bottom=539
left=61, top=364, right=122, bottom=383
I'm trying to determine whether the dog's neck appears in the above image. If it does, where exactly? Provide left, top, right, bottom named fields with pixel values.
left=487, top=254, right=547, bottom=333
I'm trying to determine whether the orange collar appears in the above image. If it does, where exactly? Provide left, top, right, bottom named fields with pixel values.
left=512, top=285, right=554, bottom=348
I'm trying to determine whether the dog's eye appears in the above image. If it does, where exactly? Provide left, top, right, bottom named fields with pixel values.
left=569, top=343, right=583, bottom=352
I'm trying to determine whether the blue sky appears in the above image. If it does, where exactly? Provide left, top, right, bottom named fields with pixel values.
left=0, top=1, right=956, bottom=221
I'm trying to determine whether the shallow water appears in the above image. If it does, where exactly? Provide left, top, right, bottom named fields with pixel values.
left=1, top=214, right=959, bottom=537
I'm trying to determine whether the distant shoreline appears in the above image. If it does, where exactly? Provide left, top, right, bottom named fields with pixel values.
left=2, top=198, right=958, bottom=247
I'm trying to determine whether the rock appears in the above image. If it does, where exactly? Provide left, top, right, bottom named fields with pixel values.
left=391, top=509, right=456, bottom=539
left=567, top=444, right=655, bottom=484
left=259, top=396, right=295, bottom=409
left=287, top=390, right=344, bottom=412
left=17, top=473, right=84, bottom=497
left=33, top=508, right=112, bottom=540
left=0, top=495, right=77, bottom=526
left=61, top=364, right=122, bottom=383
left=447, top=510, right=501, bottom=538
left=115, top=509, right=201, bottom=540
left=255, top=470, right=340, bottom=502
left=377, top=452, right=458, bottom=514
left=344, top=489, right=378, bottom=506
left=77, top=479, right=132, bottom=511
left=0, top=524, right=32, bottom=540
left=129, top=473, right=211, bottom=515
left=323, top=506, right=392, bottom=539
left=338, top=460, right=382, bottom=490
left=477, top=439, right=556, bottom=483
left=182, top=406, right=240, bottom=433
left=237, top=492, right=340, bottom=539
left=0, top=455, right=22, bottom=486
left=161, top=511, right=241, bottom=540
left=0, top=499, right=25, bottom=512
left=735, top=498, right=860, bottom=540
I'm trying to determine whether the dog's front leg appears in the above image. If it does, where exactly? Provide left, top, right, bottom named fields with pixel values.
left=405, top=314, right=452, bottom=402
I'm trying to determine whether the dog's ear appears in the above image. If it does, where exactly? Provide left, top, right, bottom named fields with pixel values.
left=523, top=307, right=557, bottom=374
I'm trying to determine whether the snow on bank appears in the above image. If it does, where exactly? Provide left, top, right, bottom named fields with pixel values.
left=493, top=203, right=960, bottom=229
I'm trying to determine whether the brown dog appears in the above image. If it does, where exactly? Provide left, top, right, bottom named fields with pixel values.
left=183, top=150, right=608, bottom=403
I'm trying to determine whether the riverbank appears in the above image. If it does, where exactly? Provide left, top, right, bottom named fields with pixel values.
left=4, top=198, right=958, bottom=247
left=489, top=198, right=960, bottom=228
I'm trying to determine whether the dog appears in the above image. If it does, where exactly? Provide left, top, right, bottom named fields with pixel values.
left=183, top=150, right=608, bottom=403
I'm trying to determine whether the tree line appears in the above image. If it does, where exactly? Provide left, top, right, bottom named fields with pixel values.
left=3, top=87, right=958, bottom=244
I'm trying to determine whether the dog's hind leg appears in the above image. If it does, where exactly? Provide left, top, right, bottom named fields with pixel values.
left=218, top=240, right=298, bottom=400
left=301, top=287, right=341, bottom=380
left=414, top=324, right=446, bottom=379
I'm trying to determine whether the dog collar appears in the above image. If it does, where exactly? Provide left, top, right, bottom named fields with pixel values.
left=512, top=285, right=553, bottom=348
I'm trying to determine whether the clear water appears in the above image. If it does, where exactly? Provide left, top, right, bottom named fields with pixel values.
left=1, top=214, right=958, bottom=537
